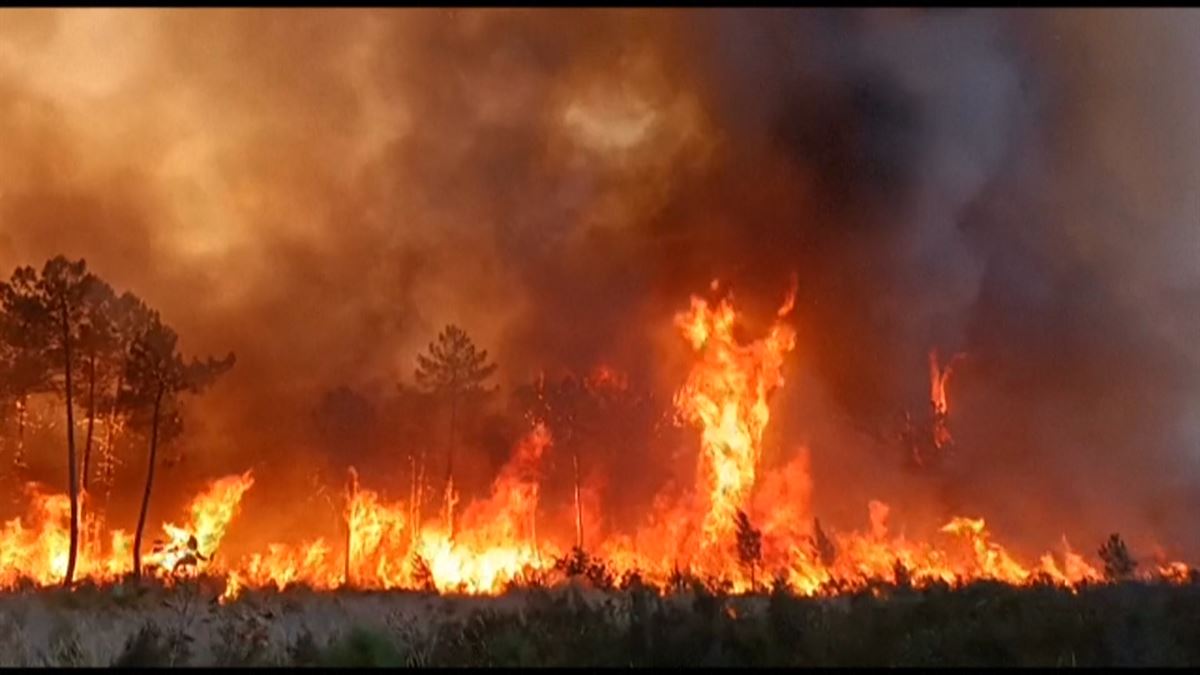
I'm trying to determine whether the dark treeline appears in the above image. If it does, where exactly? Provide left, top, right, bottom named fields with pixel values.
left=312, top=324, right=672, bottom=552
left=0, top=255, right=673, bottom=579
left=0, top=256, right=235, bottom=586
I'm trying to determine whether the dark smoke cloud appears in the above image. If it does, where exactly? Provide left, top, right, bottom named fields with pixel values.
left=1, top=9, right=1197, bottom=554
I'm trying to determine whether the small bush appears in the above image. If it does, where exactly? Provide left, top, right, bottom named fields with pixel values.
left=112, top=623, right=174, bottom=667
left=318, top=627, right=406, bottom=667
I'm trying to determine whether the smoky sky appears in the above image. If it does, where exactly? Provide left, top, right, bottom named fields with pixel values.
left=1, top=9, right=1199, bottom=553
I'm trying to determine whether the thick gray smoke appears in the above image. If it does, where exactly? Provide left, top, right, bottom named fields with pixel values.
left=0, top=9, right=1197, bottom=555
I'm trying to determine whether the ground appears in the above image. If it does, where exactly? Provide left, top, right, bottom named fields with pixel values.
left=1, top=579, right=1198, bottom=666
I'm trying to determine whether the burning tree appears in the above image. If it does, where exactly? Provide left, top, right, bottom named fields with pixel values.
left=93, top=292, right=156, bottom=516
left=1098, top=533, right=1137, bottom=582
left=124, top=310, right=235, bottom=580
left=734, top=510, right=763, bottom=589
left=516, top=372, right=587, bottom=549
left=0, top=266, right=54, bottom=483
left=414, top=324, right=497, bottom=539
left=812, top=518, right=837, bottom=568
left=34, top=257, right=99, bottom=588
left=74, top=280, right=120, bottom=496
left=514, top=365, right=654, bottom=554
left=0, top=259, right=174, bottom=586
left=391, top=383, right=438, bottom=544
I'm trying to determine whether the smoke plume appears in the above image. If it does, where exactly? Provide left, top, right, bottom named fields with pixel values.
left=1, top=8, right=1198, bottom=555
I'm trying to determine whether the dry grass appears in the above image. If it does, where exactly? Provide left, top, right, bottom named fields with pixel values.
left=1, top=578, right=1198, bottom=666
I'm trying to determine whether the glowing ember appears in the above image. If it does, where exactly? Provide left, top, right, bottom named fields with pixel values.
left=929, top=349, right=963, bottom=451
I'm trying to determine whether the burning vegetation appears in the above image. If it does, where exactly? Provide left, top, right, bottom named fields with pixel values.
left=1, top=10, right=1200, bottom=667
left=0, top=258, right=1193, bottom=600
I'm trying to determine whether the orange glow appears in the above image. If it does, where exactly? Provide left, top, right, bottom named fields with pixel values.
left=929, top=349, right=962, bottom=450
left=1, top=283, right=1192, bottom=597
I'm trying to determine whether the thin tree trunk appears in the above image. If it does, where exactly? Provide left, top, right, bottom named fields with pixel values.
left=531, top=492, right=540, bottom=567
left=445, top=393, right=458, bottom=540
left=344, top=467, right=357, bottom=588
left=572, top=446, right=583, bottom=551
left=100, top=371, right=123, bottom=519
left=409, top=453, right=420, bottom=547
left=132, top=382, right=165, bottom=581
left=81, top=354, right=96, bottom=492
left=14, top=395, right=26, bottom=475
left=61, top=301, right=80, bottom=589
left=418, top=446, right=427, bottom=514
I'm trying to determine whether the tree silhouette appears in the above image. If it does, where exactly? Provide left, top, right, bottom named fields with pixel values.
left=413, top=324, right=496, bottom=539
left=124, top=311, right=235, bottom=579
left=516, top=373, right=588, bottom=549
left=514, top=367, right=649, bottom=551
left=75, top=279, right=120, bottom=495
left=734, top=510, right=763, bottom=589
left=0, top=266, right=54, bottom=480
left=1098, top=533, right=1137, bottom=582
left=94, top=292, right=155, bottom=512
left=313, top=386, right=377, bottom=467
left=812, top=518, right=837, bottom=568
left=392, top=383, right=438, bottom=543
left=36, top=256, right=98, bottom=588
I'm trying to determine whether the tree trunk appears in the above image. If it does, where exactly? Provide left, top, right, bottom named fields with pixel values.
left=531, top=494, right=540, bottom=567
left=81, top=354, right=96, bottom=492
left=100, top=371, right=123, bottom=518
left=344, top=467, right=357, bottom=588
left=573, top=446, right=583, bottom=551
left=14, top=395, right=26, bottom=475
left=132, top=382, right=165, bottom=581
left=409, top=452, right=421, bottom=547
left=445, top=393, right=458, bottom=540
left=61, top=301, right=80, bottom=589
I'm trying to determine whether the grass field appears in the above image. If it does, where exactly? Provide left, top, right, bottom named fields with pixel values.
left=2, top=577, right=1199, bottom=666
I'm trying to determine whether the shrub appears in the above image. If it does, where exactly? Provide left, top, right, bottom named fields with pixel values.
left=318, top=627, right=406, bottom=667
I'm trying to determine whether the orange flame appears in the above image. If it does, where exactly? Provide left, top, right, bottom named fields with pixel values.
left=3, top=282, right=1195, bottom=599
left=672, top=286, right=796, bottom=559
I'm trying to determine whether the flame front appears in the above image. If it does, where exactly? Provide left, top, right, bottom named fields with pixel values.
left=672, top=286, right=796, bottom=562
left=1, top=282, right=1193, bottom=598
left=0, top=473, right=251, bottom=588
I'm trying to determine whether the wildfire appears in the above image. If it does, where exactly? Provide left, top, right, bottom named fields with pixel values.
left=929, top=349, right=963, bottom=450
left=1, top=282, right=1194, bottom=598
left=0, top=472, right=251, bottom=588
left=672, top=285, right=796, bottom=558
left=145, top=471, right=255, bottom=577
left=218, top=423, right=555, bottom=599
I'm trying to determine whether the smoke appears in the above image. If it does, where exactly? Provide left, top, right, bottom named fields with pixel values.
left=1, top=9, right=1198, bottom=554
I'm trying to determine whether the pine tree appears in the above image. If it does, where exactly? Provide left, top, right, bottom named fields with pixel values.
left=413, top=325, right=496, bottom=538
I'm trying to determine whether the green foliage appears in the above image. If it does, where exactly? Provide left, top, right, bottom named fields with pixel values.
left=318, top=627, right=407, bottom=667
